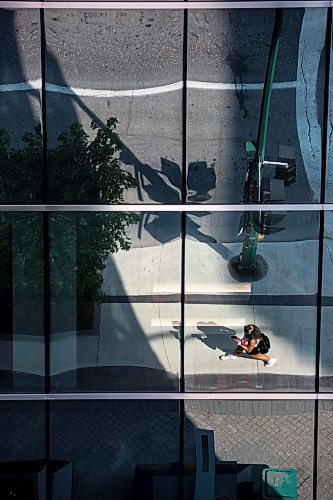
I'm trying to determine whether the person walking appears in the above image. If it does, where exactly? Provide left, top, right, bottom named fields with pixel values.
left=219, top=323, right=277, bottom=367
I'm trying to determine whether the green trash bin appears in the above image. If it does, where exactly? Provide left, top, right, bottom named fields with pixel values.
left=261, top=468, right=298, bottom=499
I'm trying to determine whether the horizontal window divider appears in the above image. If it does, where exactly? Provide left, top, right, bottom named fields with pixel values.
left=0, top=1, right=331, bottom=10
left=0, top=392, right=333, bottom=401
left=0, top=203, right=330, bottom=212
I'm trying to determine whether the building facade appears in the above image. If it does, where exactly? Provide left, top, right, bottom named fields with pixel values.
left=0, top=0, right=332, bottom=498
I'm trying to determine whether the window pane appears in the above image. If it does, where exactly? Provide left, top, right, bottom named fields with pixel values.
left=320, top=211, right=333, bottom=391
left=187, top=8, right=327, bottom=203
left=0, top=10, right=42, bottom=203
left=45, top=10, right=183, bottom=204
left=318, top=400, right=333, bottom=499
left=50, top=400, right=180, bottom=500
left=50, top=212, right=181, bottom=391
left=326, top=32, right=333, bottom=201
left=0, top=212, right=44, bottom=393
left=185, top=211, right=318, bottom=391
left=0, top=401, right=46, bottom=499
left=184, top=399, right=314, bottom=500
left=0, top=401, right=45, bottom=461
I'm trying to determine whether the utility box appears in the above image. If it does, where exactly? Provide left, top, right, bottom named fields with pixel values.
left=261, top=468, right=298, bottom=499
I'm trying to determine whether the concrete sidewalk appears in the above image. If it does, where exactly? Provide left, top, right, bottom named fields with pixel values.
left=18, top=232, right=332, bottom=391
left=83, top=235, right=330, bottom=388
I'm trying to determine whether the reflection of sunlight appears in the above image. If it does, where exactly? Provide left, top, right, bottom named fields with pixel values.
left=102, top=240, right=181, bottom=296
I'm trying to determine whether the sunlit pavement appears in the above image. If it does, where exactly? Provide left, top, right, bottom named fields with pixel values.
left=74, top=234, right=332, bottom=391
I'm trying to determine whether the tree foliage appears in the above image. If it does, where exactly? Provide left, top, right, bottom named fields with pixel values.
left=0, top=118, right=138, bottom=304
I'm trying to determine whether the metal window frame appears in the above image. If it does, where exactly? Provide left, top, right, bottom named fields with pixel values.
left=0, top=203, right=332, bottom=211
left=0, top=1, right=331, bottom=10
left=0, top=392, right=332, bottom=400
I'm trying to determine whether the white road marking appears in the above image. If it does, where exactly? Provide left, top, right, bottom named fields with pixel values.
left=296, top=9, right=327, bottom=202
left=188, top=80, right=298, bottom=91
left=0, top=79, right=42, bottom=92
left=46, top=81, right=184, bottom=97
left=0, top=79, right=298, bottom=97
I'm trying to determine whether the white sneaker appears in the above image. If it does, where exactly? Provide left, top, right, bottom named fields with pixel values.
left=200, top=334, right=208, bottom=340
left=219, top=354, right=238, bottom=361
left=265, top=358, right=277, bottom=367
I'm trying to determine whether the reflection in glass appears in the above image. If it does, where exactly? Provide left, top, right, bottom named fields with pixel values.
left=184, top=400, right=314, bottom=499
left=187, top=9, right=327, bottom=203
left=50, top=212, right=181, bottom=392
left=320, top=211, right=333, bottom=391
left=45, top=10, right=183, bottom=204
left=318, top=400, right=333, bottom=499
left=0, top=401, right=46, bottom=498
left=50, top=400, right=179, bottom=500
left=326, top=31, right=333, bottom=201
left=185, top=211, right=318, bottom=391
left=0, top=212, right=44, bottom=392
left=0, top=402, right=46, bottom=461
left=48, top=118, right=136, bottom=203
left=0, top=10, right=42, bottom=202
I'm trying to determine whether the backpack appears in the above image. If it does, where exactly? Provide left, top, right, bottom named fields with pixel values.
left=258, top=333, right=271, bottom=354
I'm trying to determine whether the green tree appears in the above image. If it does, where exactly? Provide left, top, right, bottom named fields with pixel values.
left=0, top=118, right=138, bottom=315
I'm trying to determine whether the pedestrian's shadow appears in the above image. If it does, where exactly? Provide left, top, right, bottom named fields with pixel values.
left=170, top=321, right=238, bottom=354
left=193, top=322, right=237, bottom=353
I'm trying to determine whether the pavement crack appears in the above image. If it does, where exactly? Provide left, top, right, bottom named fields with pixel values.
left=300, top=53, right=317, bottom=164
left=325, top=240, right=333, bottom=267
left=234, top=75, right=249, bottom=119
left=126, top=87, right=135, bottom=135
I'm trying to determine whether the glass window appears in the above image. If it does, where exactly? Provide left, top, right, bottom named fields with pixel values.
left=184, top=399, right=315, bottom=500
left=0, top=10, right=42, bottom=203
left=185, top=211, right=319, bottom=391
left=187, top=8, right=327, bottom=204
left=0, top=212, right=44, bottom=393
left=326, top=28, right=333, bottom=202
left=50, top=211, right=181, bottom=391
left=50, top=400, right=180, bottom=500
left=0, top=401, right=46, bottom=499
left=0, top=401, right=46, bottom=461
left=45, top=10, right=183, bottom=204
left=318, top=400, right=333, bottom=499
left=320, top=211, right=333, bottom=391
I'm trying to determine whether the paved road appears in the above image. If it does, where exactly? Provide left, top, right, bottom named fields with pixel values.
left=0, top=8, right=328, bottom=211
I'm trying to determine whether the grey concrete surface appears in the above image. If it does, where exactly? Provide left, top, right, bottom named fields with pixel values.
left=1, top=209, right=331, bottom=391
left=0, top=9, right=327, bottom=204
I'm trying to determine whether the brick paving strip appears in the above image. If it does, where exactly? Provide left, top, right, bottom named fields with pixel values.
left=185, top=400, right=315, bottom=500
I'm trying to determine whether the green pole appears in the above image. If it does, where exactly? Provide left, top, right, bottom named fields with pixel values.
left=238, top=9, right=284, bottom=271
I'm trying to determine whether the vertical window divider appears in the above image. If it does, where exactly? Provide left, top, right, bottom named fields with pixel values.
left=313, top=6, right=332, bottom=500
left=39, top=7, right=51, bottom=497
left=179, top=6, right=188, bottom=500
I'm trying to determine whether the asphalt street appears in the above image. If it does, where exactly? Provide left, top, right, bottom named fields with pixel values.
left=0, top=8, right=328, bottom=210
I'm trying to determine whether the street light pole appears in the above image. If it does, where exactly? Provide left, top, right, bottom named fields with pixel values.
left=238, top=9, right=284, bottom=272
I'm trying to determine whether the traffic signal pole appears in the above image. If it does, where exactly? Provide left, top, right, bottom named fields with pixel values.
left=238, top=9, right=284, bottom=272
